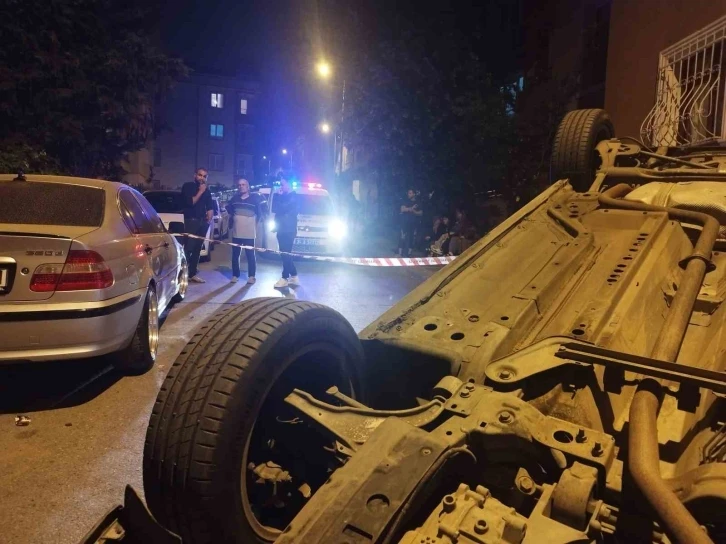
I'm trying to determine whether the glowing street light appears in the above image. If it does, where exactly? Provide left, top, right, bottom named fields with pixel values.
left=316, top=61, right=331, bottom=79
left=282, top=148, right=288, bottom=155
left=320, top=122, right=331, bottom=134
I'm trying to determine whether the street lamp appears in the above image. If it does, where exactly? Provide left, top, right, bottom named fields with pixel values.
left=316, top=61, right=331, bottom=79
left=314, top=59, right=346, bottom=185
left=262, top=155, right=270, bottom=176
left=281, top=148, right=293, bottom=168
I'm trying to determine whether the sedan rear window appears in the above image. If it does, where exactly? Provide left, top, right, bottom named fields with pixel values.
left=0, top=182, right=105, bottom=226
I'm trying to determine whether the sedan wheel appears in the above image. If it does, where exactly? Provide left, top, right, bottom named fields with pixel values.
left=146, top=289, right=160, bottom=361
left=172, top=260, right=189, bottom=303
left=112, top=284, right=159, bottom=375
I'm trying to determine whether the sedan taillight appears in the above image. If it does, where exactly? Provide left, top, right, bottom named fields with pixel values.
left=30, top=250, right=114, bottom=292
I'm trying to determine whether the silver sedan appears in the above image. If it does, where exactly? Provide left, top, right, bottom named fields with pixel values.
left=0, top=174, right=188, bottom=373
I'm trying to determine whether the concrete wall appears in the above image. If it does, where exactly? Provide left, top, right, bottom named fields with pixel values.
left=518, top=0, right=611, bottom=109
left=605, top=0, right=726, bottom=138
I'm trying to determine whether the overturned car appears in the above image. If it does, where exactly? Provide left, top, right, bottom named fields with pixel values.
left=87, top=110, right=726, bottom=544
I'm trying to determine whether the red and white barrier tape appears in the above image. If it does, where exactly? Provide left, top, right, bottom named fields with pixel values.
left=174, top=233, right=456, bottom=267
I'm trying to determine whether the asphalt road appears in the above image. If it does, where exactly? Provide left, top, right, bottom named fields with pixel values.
left=0, top=238, right=435, bottom=544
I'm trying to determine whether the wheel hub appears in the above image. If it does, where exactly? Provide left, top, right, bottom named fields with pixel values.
left=178, top=261, right=188, bottom=298
left=147, top=290, right=159, bottom=361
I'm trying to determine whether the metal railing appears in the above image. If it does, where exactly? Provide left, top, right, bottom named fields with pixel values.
left=641, top=15, right=726, bottom=147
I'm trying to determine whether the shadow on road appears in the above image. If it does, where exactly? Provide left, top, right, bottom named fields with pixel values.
left=0, top=357, right=121, bottom=415
left=166, top=282, right=238, bottom=322
left=0, top=309, right=181, bottom=416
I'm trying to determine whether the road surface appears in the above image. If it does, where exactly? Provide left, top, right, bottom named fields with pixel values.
left=0, top=240, right=436, bottom=544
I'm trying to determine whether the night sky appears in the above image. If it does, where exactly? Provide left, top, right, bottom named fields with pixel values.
left=158, top=0, right=521, bottom=179
left=159, top=0, right=332, bottom=176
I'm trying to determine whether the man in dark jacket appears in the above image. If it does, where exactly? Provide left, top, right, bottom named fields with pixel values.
left=272, top=174, right=299, bottom=288
left=180, top=168, right=214, bottom=283
left=398, top=188, right=422, bottom=257
left=226, top=178, right=267, bottom=284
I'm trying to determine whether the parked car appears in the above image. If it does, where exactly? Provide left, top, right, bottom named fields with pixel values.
left=0, top=174, right=187, bottom=373
left=259, top=182, right=347, bottom=256
left=143, top=190, right=213, bottom=262
left=211, top=196, right=229, bottom=240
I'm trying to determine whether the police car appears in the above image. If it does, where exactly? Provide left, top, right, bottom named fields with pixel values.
left=256, top=181, right=347, bottom=257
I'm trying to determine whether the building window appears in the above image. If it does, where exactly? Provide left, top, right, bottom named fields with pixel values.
left=153, top=145, right=162, bottom=167
left=210, top=124, right=224, bottom=139
left=209, top=153, right=224, bottom=171
left=211, top=93, right=224, bottom=108
left=642, top=15, right=726, bottom=147
left=240, top=98, right=248, bottom=115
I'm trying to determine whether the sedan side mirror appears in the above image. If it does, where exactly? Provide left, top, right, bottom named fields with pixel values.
left=168, top=221, right=185, bottom=235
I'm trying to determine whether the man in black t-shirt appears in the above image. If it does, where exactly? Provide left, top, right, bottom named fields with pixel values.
left=180, top=168, right=214, bottom=283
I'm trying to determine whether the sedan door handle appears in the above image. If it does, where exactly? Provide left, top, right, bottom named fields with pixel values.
left=144, top=245, right=153, bottom=255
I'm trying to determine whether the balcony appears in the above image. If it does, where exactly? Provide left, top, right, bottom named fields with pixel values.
left=642, top=15, right=726, bottom=147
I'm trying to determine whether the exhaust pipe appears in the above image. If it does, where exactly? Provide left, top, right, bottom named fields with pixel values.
left=599, top=184, right=718, bottom=544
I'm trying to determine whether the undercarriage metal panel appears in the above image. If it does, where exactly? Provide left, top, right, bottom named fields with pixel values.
left=275, top=418, right=448, bottom=544
left=350, top=173, right=726, bottom=541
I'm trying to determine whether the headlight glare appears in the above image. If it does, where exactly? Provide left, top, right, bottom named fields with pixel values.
left=328, top=218, right=348, bottom=239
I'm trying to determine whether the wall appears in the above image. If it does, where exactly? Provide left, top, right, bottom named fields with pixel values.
left=123, top=73, right=259, bottom=190
left=605, top=0, right=726, bottom=138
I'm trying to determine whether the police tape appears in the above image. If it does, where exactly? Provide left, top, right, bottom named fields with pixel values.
left=174, top=233, right=456, bottom=267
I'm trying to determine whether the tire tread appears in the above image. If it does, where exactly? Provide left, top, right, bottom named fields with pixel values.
left=143, top=297, right=357, bottom=544
left=551, top=108, right=614, bottom=192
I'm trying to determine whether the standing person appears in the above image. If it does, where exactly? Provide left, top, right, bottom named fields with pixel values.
left=226, top=178, right=266, bottom=284
left=398, top=187, right=422, bottom=257
left=272, top=174, right=299, bottom=288
left=181, top=168, right=214, bottom=283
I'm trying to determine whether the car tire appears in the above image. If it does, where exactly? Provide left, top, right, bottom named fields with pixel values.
left=172, top=260, right=188, bottom=303
left=143, top=298, right=366, bottom=544
left=112, top=285, right=159, bottom=375
left=550, top=108, right=615, bottom=192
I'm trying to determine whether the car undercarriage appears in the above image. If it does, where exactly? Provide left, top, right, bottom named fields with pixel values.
left=84, top=110, right=726, bottom=544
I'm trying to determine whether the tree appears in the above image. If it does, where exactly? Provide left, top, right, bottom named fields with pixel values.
left=0, top=0, right=188, bottom=179
left=504, top=73, right=580, bottom=208
left=340, top=28, right=515, bottom=201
